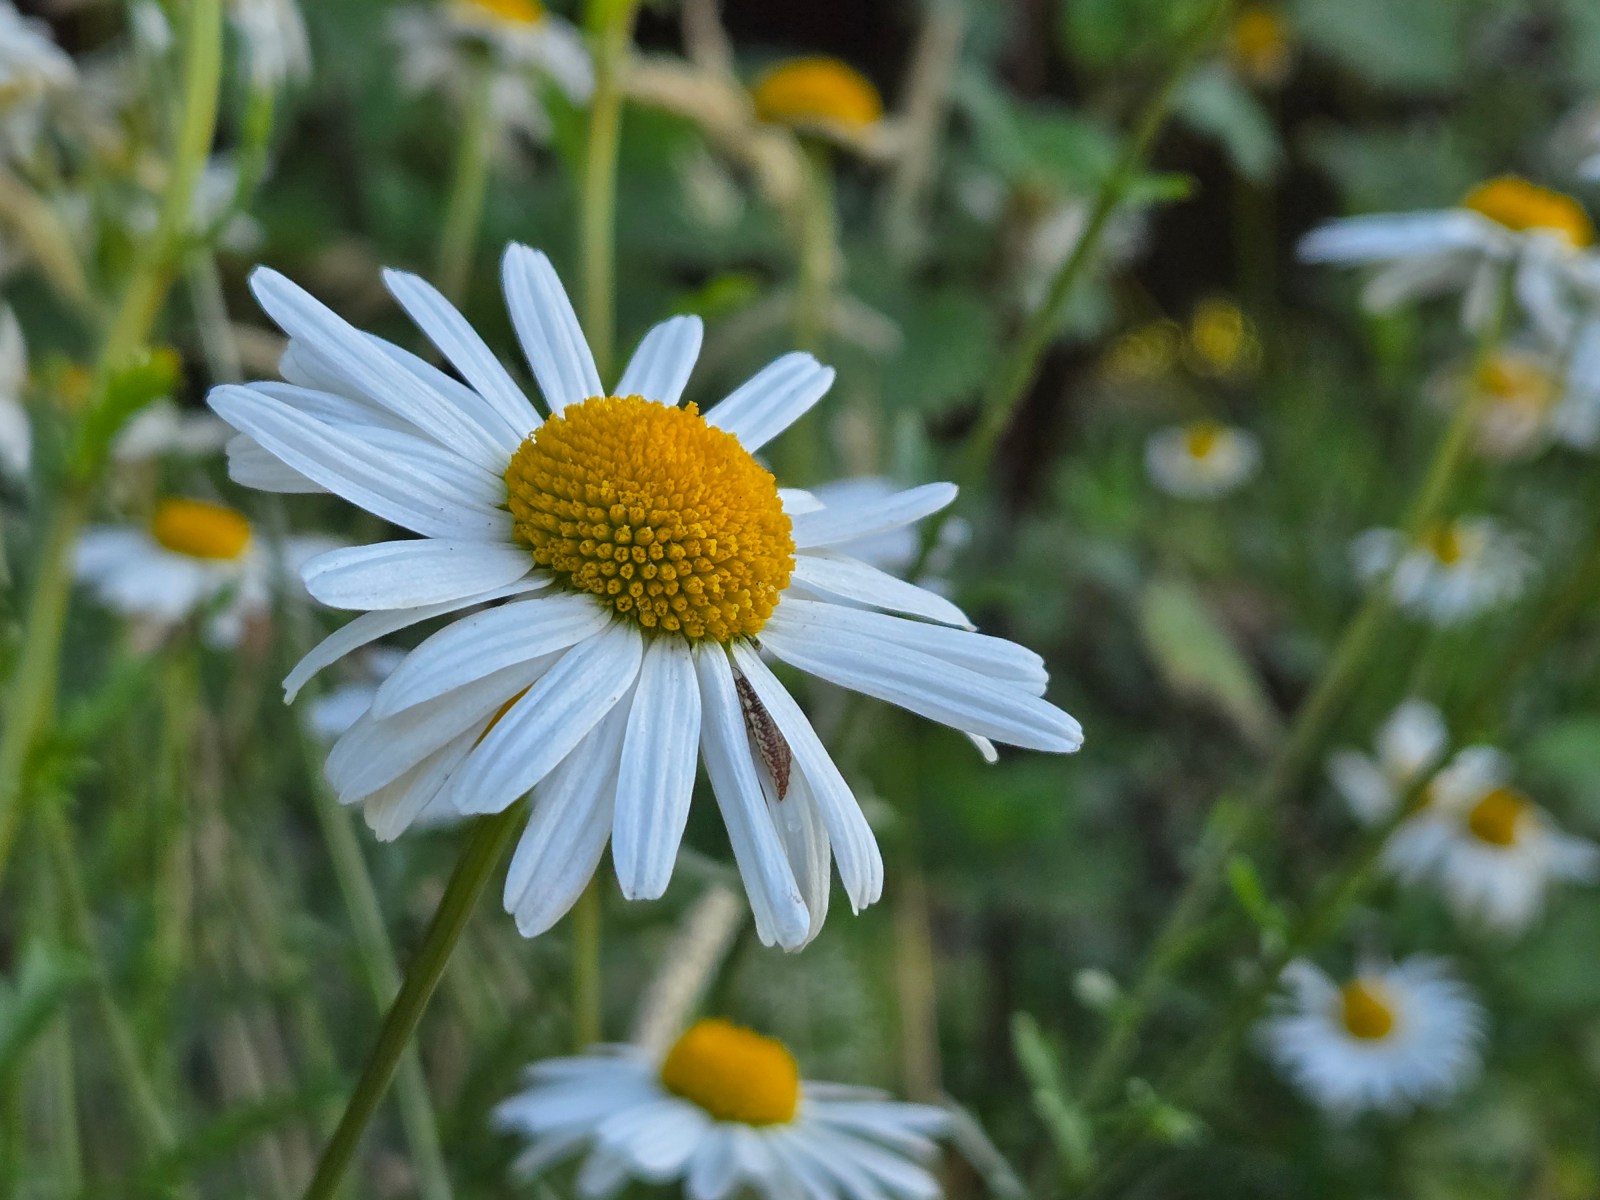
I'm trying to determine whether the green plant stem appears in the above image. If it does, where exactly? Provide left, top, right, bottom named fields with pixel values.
left=300, top=807, right=523, bottom=1200
left=0, top=0, right=223, bottom=893
left=580, top=0, right=641, bottom=380
left=436, top=63, right=497, bottom=304
left=295, top=717, right=455, bottom=1200
left=1077, top=266, right=1514, bottom=1112
left=571, top=879, right=603, bottom=1050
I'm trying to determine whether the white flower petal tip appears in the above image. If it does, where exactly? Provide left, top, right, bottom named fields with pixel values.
left=617, top=315, right=705, bottom=407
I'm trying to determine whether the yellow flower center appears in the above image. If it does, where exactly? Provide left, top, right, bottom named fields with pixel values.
left=1467, top=785, right=1529, bottom=847
left=1461, top=176, right=1594, bottom=248
left=1229, top=5, right=1292, bottom=85
left=659, top=1020, right=800, bottom=1126
left=1338, top=980, right=1397, bottom=1041
left=1184, top=421, right=1226, bottom=460
left=1187, top=297, right=1255, bottom=375
left=149, top=498, right=253, bottom=561
left=454, top=0, right=544, bottom=25
left=751, top=57, right=883, bottom=134
left=1420, top=521, right=1466, bottom=566
left=1476, top=353, right=1557, bottom=415
left=504, top=396, right=794, bottom=641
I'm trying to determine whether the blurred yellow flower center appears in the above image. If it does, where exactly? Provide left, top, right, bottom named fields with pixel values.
left=1461, top=176, right=1594, bottom=248
left=1184, top=421, right=1226, bottom=460
left=1467, top=785, right=1529, bottom=846
left=455, top=0, right=544, bottom=24
left=752, top=57, right=883, bottom=133
left=1476, top=354, right=1557, bottom=414
left=1229, top=6, right=1291, bottom=86
left=659, top=1020, right=800, bottom=1126
left=1338, top=980, right=1396, bottom=1040
left=1188, top=298, right=1254, bottom=375
left=504, top=396, right=794, bottom=641
left=1421, top=522, right=1466, bottom=566
left=149, top=499, right=252, bottom=561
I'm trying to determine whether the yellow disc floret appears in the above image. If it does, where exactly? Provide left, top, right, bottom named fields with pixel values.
left=1184, top=420, right=1226, bottom=461
left=1229, top=5, right=1292, bottom=87
left=1420, top=521, right=1466, bottom=566
left=453, top=0, right=545, bottom=26
left=1461, top=176, right=1594, bottom=248
left=1467, top=785, right=1529, bottom=847
left=149, top=498, right=253, bottom=561
left=1338, top=979, right=1397, bottom=1041
left=1476, top=352, right=1557, bottom=414
left=659, top=1019, right=800, bottom=1126
left=504, top=396, right=794, bottom=641
left=752, top=57, right=883, bottom=134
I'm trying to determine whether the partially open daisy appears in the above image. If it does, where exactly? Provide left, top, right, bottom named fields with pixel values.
left=0, top=303, right=28, bottom=480
left=1144, top=420, right=1260, bottom=498
left=751, top=57, right=885, bottom=152
left=496, top=1019, right=949, bottom=1200
left=1260, top=956, right=1484, bottom=1116
left=1422, top=747, right=1600, bottom=934
left=74, top=497, right=337, bottom=646
left=1299, top=176, right=1594, bottom=334
left=1350, top=516, right=1529, bottom=625
left=209, top=245, right=1081, bottom=950
left=390, top=0, right=592, bottom=148
left=1327, top=698, right=1451, bottom=879
left=1228, top=5, right=1292, bottom=88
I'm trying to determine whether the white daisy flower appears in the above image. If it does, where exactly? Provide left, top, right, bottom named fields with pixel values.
left=0, top=303, right=29, bottom=480
left=230, top=0, right=312, bottom=90
left=1350, top=516, right=1529, bottom=625
left=389, top=0, right=593, bottom=149
left=496, top=1018, right=949, bottom=1200
left=0, top=0, right=76, bottom=165
left=112, top=400, right=233, bottom=465
left=1327, top=698, right=1451, bottom=879
left=207, top=244, right=1082, bottom=950
left=1421, top=747, right=1600, bottom=934
left=1428, top=345, right=1600, bottom=461
left=74, top=497, right=337, bottom=646
left=1298, top=176, right=1594, bottom=336
left=1260, top=956, right=1484, bottom=1116
left=1144, top=420, right=1260, bottom=499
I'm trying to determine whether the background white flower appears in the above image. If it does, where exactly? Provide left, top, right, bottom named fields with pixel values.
left=1351, top=517, right=1530, bottom=625
left=0, top=303, right=28, bottom=480
left=1328, top=698, right=1451, bottom=878
left=1144, top=420, right=1260, bottom=498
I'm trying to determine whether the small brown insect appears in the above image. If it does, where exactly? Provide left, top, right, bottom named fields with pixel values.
left=734, top=672, right=793, bottom=800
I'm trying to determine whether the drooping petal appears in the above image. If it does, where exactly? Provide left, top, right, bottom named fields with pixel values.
left=611, top=638, right=701, bottom=900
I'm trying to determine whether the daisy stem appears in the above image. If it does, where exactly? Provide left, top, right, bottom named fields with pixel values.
left=0, top=0, right=222, bottom=893
left=436, top=61, right=497, bottom=305
left=301, top=806, right=523, bottom=1200
left=571, top=878, right=603, bottom=1049
left=579, top=0, right=642, bottom=380
left=294, top=713, right=455, bottom=1200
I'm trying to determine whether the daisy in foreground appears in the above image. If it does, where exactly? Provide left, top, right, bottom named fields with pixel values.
left=209, top=244, right=1082, bottom=951
left=1144, top=420, right=1259, bottom=498
left=74, top=497, right=336, bottom=646
left=1259, top=956, right=1484, bottom=1116
left=495, top=1019, right=949, bottom=1200
left=1350, top=516, right=1529, bottom=625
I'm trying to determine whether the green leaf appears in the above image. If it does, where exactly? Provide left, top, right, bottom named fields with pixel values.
left=69, top=347, right=182, bottom=481
left=1177, top=64, right=1284, bottom=183
left=1138, top=577, right=1282, bottom=750
left=1011, top=1013, right=1095, bottom=1176
left=0, top=944, right=91, bottom=1086
left=1289, top=0, right=1466, bottom=93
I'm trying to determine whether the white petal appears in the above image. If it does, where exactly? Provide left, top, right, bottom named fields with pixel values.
left=1297, top=211, right=1493, bottom=263
left=615, top=315, right=703, bottom=406
left=611, top=639, right=701, bottom=900
left=789, top=483, right=957, bottom=551
left=301, top=540, right=533, bottom=610
left=792, top=552, right=972, bottom=628
left=226, top=433, right=325, bottom=492
left=706, top=352, right=834, bottom=452
left=383, top=268, right=542, bottom=442
left=451, top=624, right=644, bottom=816
left=694, top=644, right=811, bottom=950
left=502, top=244, right=603, bottom=414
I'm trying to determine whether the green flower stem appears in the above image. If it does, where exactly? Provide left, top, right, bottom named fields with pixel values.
left=295, top=714, right=455, bottom=1200
left=1077, top=268, right=1516, bottom=1122
left=301, top=806, right=524, bottom=1200
left=0, top=0, right=223, bottom=892
left=436, top=62, right=497, bottom=304
left=571, top=878, right=603, bottom=1050
left=580, top=0, right=642, bottom=380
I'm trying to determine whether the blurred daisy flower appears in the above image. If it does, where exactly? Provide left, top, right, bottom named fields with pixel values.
left=1350, top=517, right=1530, bottom=625
left=1299, top=176, right=1594, bottom=334
left=0, top=304, right=29, bottom=480
left=1227, top=4, right=1292, bottom=89
left=1422, top=748, right=1600, bottom=934
left=208, top=245, right=1081, bottom=950
left=230, top=0, right=312, bottom=90
left=751, top=57, right=888, bottom=156
left=496, top=1018, right=949, bottom=1200
left=1328, top=698, right=1450, bottom=878
left=1431, top=345, right=1600, bottom=460
left=390, top=0, right=593, bottom=148
left=1260, top=956, right=1484, bottom=1116
left=111, top=400, right=233, bottom=466
left=0, top=0, right=76, bottom=165
left=74, top=498, right=336, bottom=646
left=1144, top=420, right=1260, bottom=498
